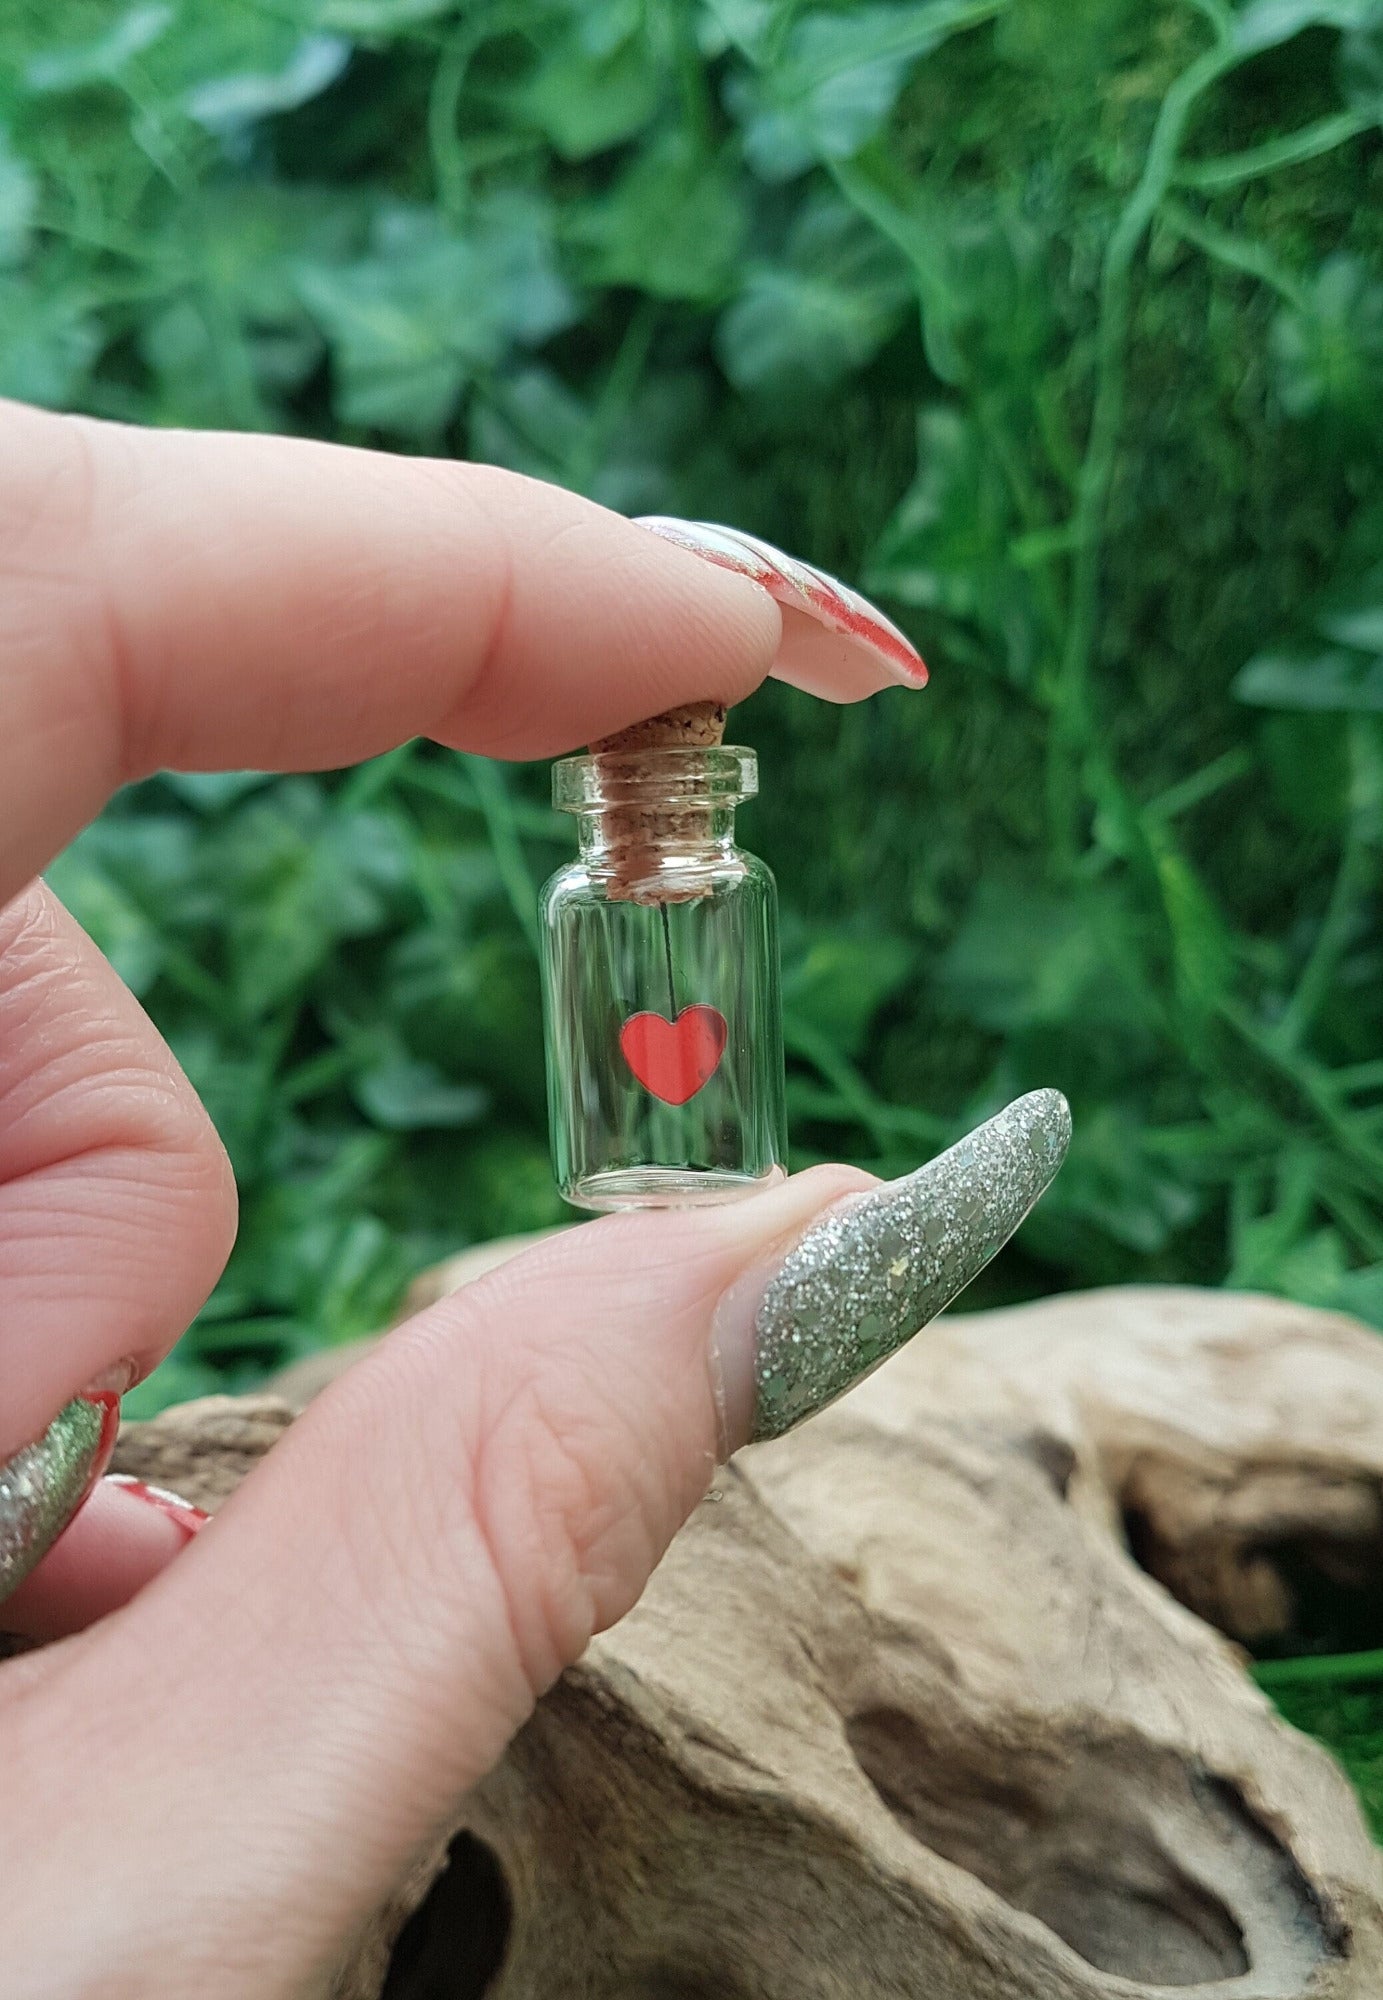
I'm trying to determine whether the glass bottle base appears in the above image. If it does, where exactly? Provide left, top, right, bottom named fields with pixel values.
left=564, top=1162, right=787, bottom=1213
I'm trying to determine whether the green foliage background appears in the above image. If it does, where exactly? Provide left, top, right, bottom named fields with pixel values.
left=3, top=0, right=1383, bottom=1819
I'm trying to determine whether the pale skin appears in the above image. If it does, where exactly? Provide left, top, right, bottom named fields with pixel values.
left=0, top=399, right=876, bottom=1996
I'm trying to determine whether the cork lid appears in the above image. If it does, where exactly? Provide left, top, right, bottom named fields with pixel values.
left=591, top=700, right=728, bottom=756
left=635, top=518, right=927, bottom=703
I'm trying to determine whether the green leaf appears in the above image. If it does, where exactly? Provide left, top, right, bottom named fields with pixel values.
left=1050, top=1105, right=1202, bottom=1256
left=1338, top=1262, right=1383, bottom=1329
left=1270, top=254, right=1383, bottom=420
left=1230, top=1212, right=1370, bottom=1313
left=572, top=133, right=746, bottom=302
left=219, top=788, right=411, bottom=1016
left=782, top=926, right=914, bottom=1056
left=716, top=195, right=911, bottom=392
left=317, top=0, right=454, bottom=27
left=44, top=849, right=166, bottom=996
left=1234, top=647, right=1383, bottom=712
left=937, top=878, right=1156, bottom=1046
left=1316, top=570, right=1383, bottom=652
left=184, top=34, right=350, bottom=129
left=0, top=277, right=101, bottom=406
left=1153, top=845, right=1236, bottom=1017
left=469, top=365, right=594, bottom=480
left=0, top=129, right=37, bottom=267
left=447, top=1133, right=569, bottom=1239
left=728, top=1, right=1003, bottom=179
left=1259, top=714, right=1351, bottom=828
left=390, top=929, right=546, bottom=1107
left=832, top=160, right=1051, bottom=388
left=23, top=2, right=173, bottom=93
left=866, top=404, right=1039, bottom=682
left=297, top=198, right=574, bottom=435
left=352, top=1053, right=489, bottom=1130
left=159, top=771, right=278, bottom=812
left=516, top=32, right=661, bottom=159
left=1340, top=18, right=1383, bottom=114
left=1232, top=0, right=1381, bottom=55
left=699, top=0, right=778, bottom=58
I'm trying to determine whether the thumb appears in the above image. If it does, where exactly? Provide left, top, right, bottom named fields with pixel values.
left=0, top=1094, right=1067, bottom=1998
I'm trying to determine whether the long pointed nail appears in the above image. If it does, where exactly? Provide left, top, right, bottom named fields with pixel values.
left=731, top=1090, right=1070, bottom=1443
left=0, top=1393, right=120, bottom=1604
left=635, top=516, right=926, bottom=701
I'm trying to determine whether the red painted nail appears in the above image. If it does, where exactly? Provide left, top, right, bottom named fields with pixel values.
left=635, top=516, right=927, bottom=700
left=105, top=1475, right=209, bottom=1541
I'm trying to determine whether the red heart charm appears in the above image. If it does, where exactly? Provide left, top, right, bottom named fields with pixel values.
left=619, top=1005, right=728, bottom=1105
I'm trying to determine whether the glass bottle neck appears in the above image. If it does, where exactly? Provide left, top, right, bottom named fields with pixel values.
left=553, top=746, right=757, bottom=900
left=574, top=802, right=739, bottom=864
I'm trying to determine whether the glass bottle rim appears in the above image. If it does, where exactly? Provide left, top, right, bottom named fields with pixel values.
left=552, top=745, right=757, bottom=814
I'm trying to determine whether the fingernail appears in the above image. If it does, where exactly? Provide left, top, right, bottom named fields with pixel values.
left=0, top=1393, right=120, bottom=1605
left=715, top=1090, right=1071, bottom=1445
left=635, top=516, right=926, bottom=701
left=82, top=1357, right=141, bottom=1396
left=105, top=1475, right=209, bottom=1540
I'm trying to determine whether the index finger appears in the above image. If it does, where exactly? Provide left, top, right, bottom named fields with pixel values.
left=0, top=401, right=782, bottom=901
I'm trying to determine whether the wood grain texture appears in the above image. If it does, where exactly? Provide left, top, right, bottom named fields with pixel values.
left=113, top=1278, right=1383, bottom=1998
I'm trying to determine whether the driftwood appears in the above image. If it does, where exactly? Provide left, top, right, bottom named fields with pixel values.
left=112, top=1272, right=1383, bottom=1999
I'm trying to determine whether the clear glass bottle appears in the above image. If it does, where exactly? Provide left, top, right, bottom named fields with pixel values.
left=540, top=745, right=787, bottom=1211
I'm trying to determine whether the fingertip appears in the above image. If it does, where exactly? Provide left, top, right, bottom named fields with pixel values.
left=1, top=1475, right=205, bottom=1643
left=636, top=528, right=785, bottom=701
left=433, top=479, right=786, bottom=754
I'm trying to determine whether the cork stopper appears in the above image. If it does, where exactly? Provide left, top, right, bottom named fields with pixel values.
left=584, top=703, right=731, bottom=904
left=589, top=700, right=727, bottom=756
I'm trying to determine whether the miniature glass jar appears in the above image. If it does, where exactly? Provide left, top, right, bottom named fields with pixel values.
left=540, top=746, right=787, bottom=1210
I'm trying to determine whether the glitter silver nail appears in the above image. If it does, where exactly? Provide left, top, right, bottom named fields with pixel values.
left=0, top=1398, right=109, bottom=1605
left=751, top=1089, right=1071, bottom=1442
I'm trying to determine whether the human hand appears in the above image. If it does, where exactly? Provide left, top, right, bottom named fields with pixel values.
left=0, top=400, right=1067, bottom=1996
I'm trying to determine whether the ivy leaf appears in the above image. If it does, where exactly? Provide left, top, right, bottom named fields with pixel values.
left=1271, top=254, right=1383, bottom=419
left=317, top=0, right=454, bottom=27
left=516, top=31, right=661, bottom=158
left=1152, top=843, right=1236, bottom=1019
left=699, top=0, right=779, bottom=64
left=476, top=192, right=580, bottom=346
left=218, top=789, right=412, bottom=1017
left=160, top=772, right=278, bottom=812
left=1045, top=1104, right=1201, bottom=1256
left=470, top=365, right=592, bottom=481
left=0, top=129, right=36, bottom=267
left=1233, top=646, right=1383, bottom=711
left=184, top=34, right=350, bottom=130
left=1316, top=567, right=1383, bottom=652
left=23, top=2, right=173, bottom=93
left=571, top=133, right=746, bottom=301
left=1339, top=18, right=1383, bottom=115
left=937, top=878, right=1155, bottom=1044
left=352, top=1053, right=489, bottom=1131
left=1231, top=0, right=1381, bottom=55
left=297, top=197, right=574, bottom=435
left=471, top=365, right=702, bottom=513
left=0, top=276, right=101, bottom=405
left=866, top=404, right=1039, bottom=684
left=297, top=254, right=464, bottom=435
left=716, top=196, right=910, bottom=392
left=727, top=2, right=997, bottom=179
left=43, top=849, right=167, bottom=996
left=782, top=927, right=914, bottom=1057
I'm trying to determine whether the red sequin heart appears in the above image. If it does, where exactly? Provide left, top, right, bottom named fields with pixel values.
left=619, top=1006, right=728, bottom=1105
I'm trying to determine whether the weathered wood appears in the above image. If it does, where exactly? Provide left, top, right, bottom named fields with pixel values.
left=113, top=1280, right=1383, bottom=1998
